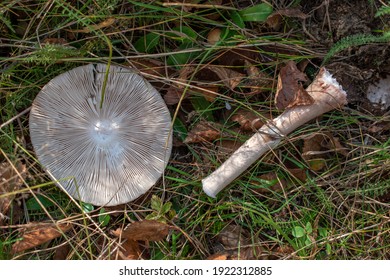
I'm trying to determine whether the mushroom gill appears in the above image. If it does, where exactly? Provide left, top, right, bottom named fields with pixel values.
left=29, top=64, right=172, bottom=206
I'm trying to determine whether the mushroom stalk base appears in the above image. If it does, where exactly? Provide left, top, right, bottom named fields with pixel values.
left=202, top=68, right=347, bottom=198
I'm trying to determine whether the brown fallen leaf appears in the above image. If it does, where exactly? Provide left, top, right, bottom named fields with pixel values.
left=321, top=135, right=349, bottom=157
left=266, top=8, right=308, bottom=30
left=254, top=172, right=288, bottom=195
left=207, top=252, right=228, bottom=260
left=164, top=66, right=195, bottom=105
left=243, top=60, right=273, bottom=94
left=303, top=132, right=348, bottom=159
left=275, top=61, right=314, bottom=110
left=42, top=38, right=68, bottom=45
left=0, top=160, right=26, bottom=225
left=302, top=132, right=348, bottom=171
left=216, top=225, right=264, bottom=260
left=207, top=66, right=245, bottom=90
left=111, top=220, right=174, bottom=260
left=111, top=220, right=173, bottom=242
left=66, top=18, right=116, bottom=33
left=231, top=108, right=266, bottom=131
left=11, top=222, right=73, bottom=254
left=184, top=121, right=221, bottom=143
left=190, top=85, right=219, bottom=102
left=130, top=58, right=168, bottom=78
left=368, top=121, right=390, bottom=133
left=115, top=239, right=142, bottom=260
left=164, top=86, right=182, bottom=105
left=53, top=243, right=71, bottom=260
left=288, top=168, right=307, bottom=182
left=302, top=133, right=327, bottom=171
left=273, top=8, right=309, bottom=19
left=217, top=46, right=263, bottom=67
left=216, top=140, right=243, bottom=155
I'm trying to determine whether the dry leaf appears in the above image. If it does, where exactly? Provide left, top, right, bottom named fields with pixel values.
left=368, top=121, right=390, bottom=133
left=130, top=58, right=167, bottom=77
left=184, top=121, right=221, bottom=143
left=254, top=173, right=288, bottom=194
left=190, top=85, right=219, bottom=102
left=164, top=87, right=182, bottom=105
left=164, top=66, right=195, bottom=105
left=231, top=108, right=265, bottom=131
left=116, top=239, right=142, bottom=260
left=303, top=133, right=348, bottom=160
left=302, top=134, right=323, bottom=159
left=111, top=220, right=173, bottom=260
left=11, top=222, right=73, bottom=254
left=207, top=66, right=245, bottom=90
left=274, top=8, right=308, bottom=19
left=42, top=38, right=68, bottom=45
left=67, top=18, right=115, bottom=33
left=302, top=132, right=348, bottom=171
left=207, top=252, right=228, bottom=260
left=0, top=161, right=26, bottom=224
left=112, top=220, right=172, bottom=242
left=217, top=47, right=261, bottom=67
left=243, top=60, right=273, bottom=94
left=266, top=8, right=308, bottom=30
left=216, top=140, right=243, bottom=155
left=216, top=225, right=264, bottom=260
left=53, top=243, right=71, bottom=260
left=322, top=135, right=349, bottom=156
left=288, top=168, right=307, bottom=182
left=266, top=14, right=283, bottom=30
left=275, top=61, right=314, bottom=110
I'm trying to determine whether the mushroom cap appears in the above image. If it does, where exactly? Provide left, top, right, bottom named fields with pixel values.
left=29, top=64, right=172, bottom=206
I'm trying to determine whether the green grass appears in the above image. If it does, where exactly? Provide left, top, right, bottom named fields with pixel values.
left=1, top=0, right=389, bottom=260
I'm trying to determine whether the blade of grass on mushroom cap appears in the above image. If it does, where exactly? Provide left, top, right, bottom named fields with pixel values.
left=54, top=0, right=113, bottom=110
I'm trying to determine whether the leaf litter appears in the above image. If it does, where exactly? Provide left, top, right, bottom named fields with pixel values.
left=11, top=222, right=73, bottom=254
left=111, top=220, right=175, bottom=260
left=0, top=160, right=26, bottom=225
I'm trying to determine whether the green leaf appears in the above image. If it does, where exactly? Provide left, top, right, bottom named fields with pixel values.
left=190, top=95, right=214, bottom=121
left=166, top=26, right=197, bottom=43
left=98, top=208, right=110, bottom=226
left=230, top=10, right=245, bottom=28
left=81, top=202, right=94, bottom=213
left=168, top=209, right=176, bottom=220
left=305, top=222, right=313, bottom=234
left=151, top=195, right=163, bottom=211
left=292, top=226, right=305, bottom=238
left=304, top=237, right=312, bottom=246
left=173, top=118, right=188, bottom=141
left=326, top=243, right=332, bottom=255
left=26, top=195, right=54, bottom=211
left=161, top=201, right=172, bottom=214
left=318, top=227, right=328, bottom=238
left=167, top=42, right=201, bottom=68
left=239, top=3, right=273, bottom=22
left=134, top=32, right=160, bottom=53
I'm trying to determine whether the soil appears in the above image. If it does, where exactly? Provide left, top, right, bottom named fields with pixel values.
left=301, top=0, right=390, bottom=114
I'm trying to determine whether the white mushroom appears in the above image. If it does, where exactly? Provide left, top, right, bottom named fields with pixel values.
left=29, top=64, right=172, bottom=206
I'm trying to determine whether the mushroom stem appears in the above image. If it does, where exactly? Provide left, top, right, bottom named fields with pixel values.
left=202, top=68, right=347, bottom=198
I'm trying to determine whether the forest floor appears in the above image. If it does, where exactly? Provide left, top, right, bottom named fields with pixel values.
left=0, top=0, right=389, bottom=260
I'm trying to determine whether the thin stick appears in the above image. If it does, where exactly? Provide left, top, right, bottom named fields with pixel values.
left=0, top=107, right=31, bottom=130
left=202, top=68, right=347, bottom=198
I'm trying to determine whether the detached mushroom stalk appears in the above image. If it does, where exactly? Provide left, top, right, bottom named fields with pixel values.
left=202, top=68, right=347, bottom=198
